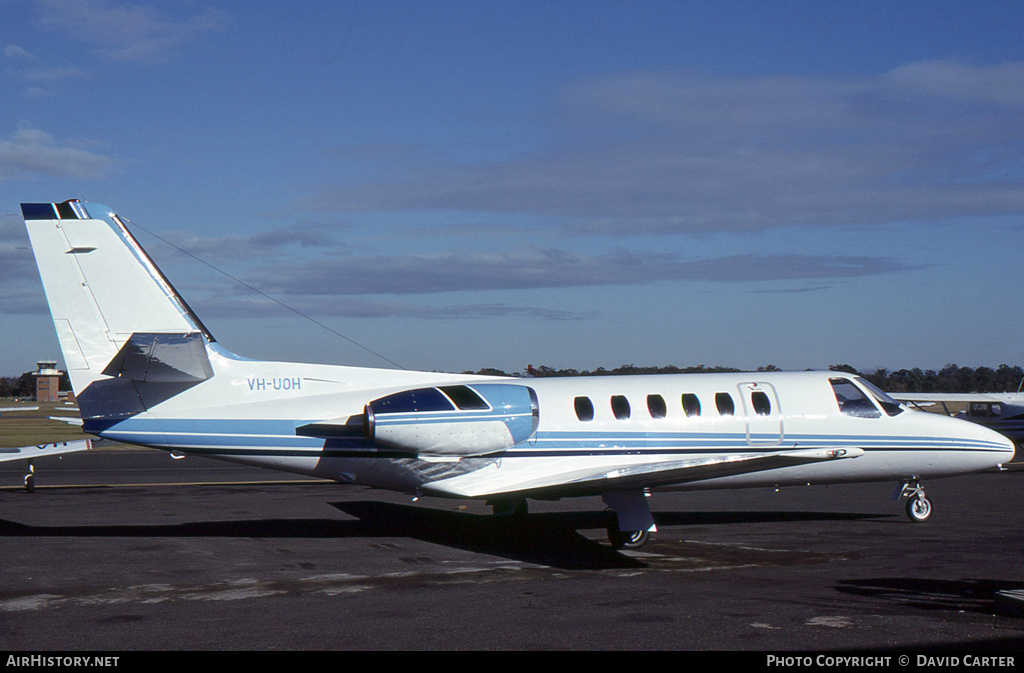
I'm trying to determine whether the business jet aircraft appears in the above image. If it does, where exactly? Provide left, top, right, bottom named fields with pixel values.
left=20, top=200, right=1015, bottom=547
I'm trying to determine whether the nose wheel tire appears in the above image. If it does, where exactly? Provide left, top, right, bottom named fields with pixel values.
left=905, top=495, right=932, bottom=522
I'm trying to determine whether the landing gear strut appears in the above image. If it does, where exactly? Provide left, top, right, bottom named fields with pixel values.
left=24, top=459, right=34, bottom=493
left=896, top=480, right=932, bottom=523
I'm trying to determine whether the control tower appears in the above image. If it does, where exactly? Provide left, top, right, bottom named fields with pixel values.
left=33, top=359, right=62, bottom=402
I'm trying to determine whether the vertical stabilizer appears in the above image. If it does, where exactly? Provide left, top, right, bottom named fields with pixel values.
left=22, top=201, right=212, bottom=400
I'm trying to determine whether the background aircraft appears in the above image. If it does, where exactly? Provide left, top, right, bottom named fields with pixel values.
left=0, top=403, right=90, bottom=491
left=891, top=392, right=1024, bottom=447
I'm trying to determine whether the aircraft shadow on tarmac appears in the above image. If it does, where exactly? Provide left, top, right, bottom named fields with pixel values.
left=836, top=577, right=1024, bottom=615
left=331, top=502, right=885, bottom=569
left=0, top=503, right=884, bottom=570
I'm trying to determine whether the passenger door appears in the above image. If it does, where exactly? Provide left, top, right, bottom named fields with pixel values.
left=738, top=381, right=783, bottom=447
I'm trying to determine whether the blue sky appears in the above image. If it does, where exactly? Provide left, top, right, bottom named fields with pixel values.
left=3, top=0, right=1024, bottom=377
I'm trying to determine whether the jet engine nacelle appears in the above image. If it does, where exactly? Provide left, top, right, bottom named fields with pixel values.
left=365, top=383, right=539, bottom=457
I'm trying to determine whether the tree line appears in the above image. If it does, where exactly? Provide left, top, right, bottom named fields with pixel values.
left=0, top=371, right=71, bottom=399
left=463, top=363, right=1024, bottom=394
left=4, top=363, right=1023, bottom=398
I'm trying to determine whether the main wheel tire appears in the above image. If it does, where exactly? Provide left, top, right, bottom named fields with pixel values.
left=607, top=527, right=650, bottom=549
left=491, top=498, right=528, bottom=517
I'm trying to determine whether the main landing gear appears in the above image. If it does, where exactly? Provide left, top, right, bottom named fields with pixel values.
left=24, top=459, right=35, bottom=493
left=895, top=479, right=932, bottom=523
left=488, top=492, right=656, bottom=549
left=605, top=521, right=651, bottom=549
left=602, top=490, right=656, bottom=549
left=489, top=497, right=528, bottom=518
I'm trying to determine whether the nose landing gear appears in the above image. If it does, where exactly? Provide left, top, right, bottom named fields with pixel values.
left=895, top=480, right=932, bottom=522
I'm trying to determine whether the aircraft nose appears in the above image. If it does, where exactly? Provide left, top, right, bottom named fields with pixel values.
left=962, top=417, right=1017, bottom=464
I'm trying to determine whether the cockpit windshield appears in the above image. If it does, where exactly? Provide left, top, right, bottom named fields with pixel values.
left=830, top=378, right=881, bottom=418
left=829, top=377, right=905, bottom=418
left=855, top=377, right=904, bottom=416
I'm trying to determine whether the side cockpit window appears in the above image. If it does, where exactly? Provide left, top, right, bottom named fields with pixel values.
left=829, top=378, right=881, bottom=418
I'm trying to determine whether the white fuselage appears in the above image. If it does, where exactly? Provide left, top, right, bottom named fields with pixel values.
left=87, top=354, right=1014, bottom=500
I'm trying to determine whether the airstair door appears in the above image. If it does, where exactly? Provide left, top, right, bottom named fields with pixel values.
left=738, top=381, right=783, bottom=447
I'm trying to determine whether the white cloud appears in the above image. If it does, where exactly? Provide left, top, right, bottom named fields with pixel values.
left=0, top=125, right=117, bottom=180
left=16, top=65, right=89, bottom=83
left=4, top=45, right=37, bottom=60
left=5, top=36, right=88, bottom=97
left=304, top=61, right=1024, bottom=233
left=249, top=247, right=910, bottom=297
left=31, top=0, right=228, bottom=63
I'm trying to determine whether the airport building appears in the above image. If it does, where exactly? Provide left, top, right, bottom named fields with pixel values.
left=33, top=360, right=61, bottom=402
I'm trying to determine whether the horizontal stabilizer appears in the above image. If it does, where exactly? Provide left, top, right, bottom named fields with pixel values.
left=102, top=332, right=213, bottom=383
left=0, top=439, right=91, bottom=463
left=73, top=332, right=215, bottom=420
left=49, top=416, right=84, bottom=426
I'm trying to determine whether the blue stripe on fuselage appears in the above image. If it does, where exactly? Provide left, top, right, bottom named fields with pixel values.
left=88, top=417, right=1008, bottom=457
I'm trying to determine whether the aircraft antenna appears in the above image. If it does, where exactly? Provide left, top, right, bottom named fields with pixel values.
left=121, top=216, right=407, bottom=370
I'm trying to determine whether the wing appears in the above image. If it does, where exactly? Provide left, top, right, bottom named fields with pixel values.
left=890, top=393, right=1006, bottom=403
left=0, top=439, right=91, bottom=464
left=421, top=447, right=864, bottom=499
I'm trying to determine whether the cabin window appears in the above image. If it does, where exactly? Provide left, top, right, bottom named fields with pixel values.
left=829, top=378, right=881, bottom=418
left=647, top=394, right=667, bottom=419
left=611, top=395, right=631, bottom=420
left=751, top=391, right=771, bottom=416
left=969, top=402, right=1000, bottom=418
left=681, top=393, right=701, bottom=417
left=574, top=396, right=594, bottom=422
left=715, top=393, right=735, bottom=416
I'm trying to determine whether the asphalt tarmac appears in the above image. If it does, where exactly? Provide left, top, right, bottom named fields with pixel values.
left=1, top=448, right=1022, bottom=652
